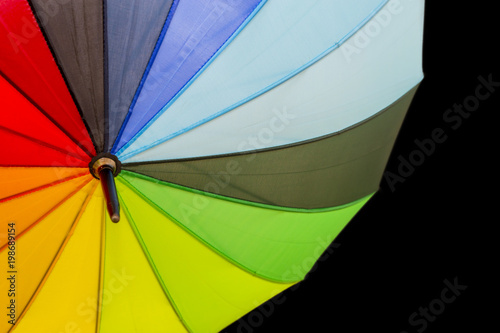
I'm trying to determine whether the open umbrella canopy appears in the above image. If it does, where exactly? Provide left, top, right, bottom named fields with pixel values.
left=0, top=0, right=424, bottom=332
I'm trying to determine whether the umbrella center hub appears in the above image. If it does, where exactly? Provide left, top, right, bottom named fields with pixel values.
left=89, top=153, right=122, bottom=180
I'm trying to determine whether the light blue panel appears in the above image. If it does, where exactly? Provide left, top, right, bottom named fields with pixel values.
left=112, top=0, right=264, bottom=153
left=117, top=0, right=387, bottom=160
left=122, top=0, right=425, bottom=162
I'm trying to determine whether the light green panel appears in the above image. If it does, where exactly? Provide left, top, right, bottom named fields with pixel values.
left=119, top=171, right=372, bottom=282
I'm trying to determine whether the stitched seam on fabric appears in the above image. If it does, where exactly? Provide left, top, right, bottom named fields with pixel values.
left=0, top=126, right=89, bottom=164
left=16, top=1, right=97, bottom=155
left=115, top=0, right=268, bottom=157
left=0, top=176, right=94, bottom=252
left=117, top=0, right=390, bottom=161
left=118, top=175, right=300, bottom=284
left=6, top=181, right=98, bottom=332
left=117, top=186, right=194, bottom=333
left=111, top=0, right=179, bottom=153
left=0, top=172, right=89, bottom=203
left=120, top=170, right=373, bottom=213
left=122, top=83, right=420, bottom=165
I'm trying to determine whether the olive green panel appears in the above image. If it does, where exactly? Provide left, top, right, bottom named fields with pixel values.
left=124, top=87, right=418, bottom=208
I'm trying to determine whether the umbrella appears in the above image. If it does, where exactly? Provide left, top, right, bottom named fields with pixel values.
left=0, top=0, right=425, bottom=332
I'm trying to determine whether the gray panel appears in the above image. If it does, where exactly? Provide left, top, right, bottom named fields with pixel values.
left=124, top=87, right=419, bottom=209
left=31, top=0, right=105, bottom=152
left=106, top=0, right=173, bottom=151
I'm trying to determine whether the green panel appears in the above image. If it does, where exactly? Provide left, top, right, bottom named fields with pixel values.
left=116, top=180, right=294, bottom=333
left=119, top=172, right=372, bottom=282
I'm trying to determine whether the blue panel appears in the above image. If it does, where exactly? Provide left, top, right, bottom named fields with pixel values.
left=112, top=0, right=264, bottom=153
left=116, top=0, right=387, bottom=160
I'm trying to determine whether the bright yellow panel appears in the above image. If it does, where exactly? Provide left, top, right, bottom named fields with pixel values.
left=13, top=182, right=101, bottom=333
left=99, top=206, right=187, bottom=333
left=0, top=180, right=96, bottom=333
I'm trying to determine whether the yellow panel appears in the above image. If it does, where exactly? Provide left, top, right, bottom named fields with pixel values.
left=0, top=167, right=88, bottom=200
left=12, top=183, right=102, bottom=333
left=0, top=180, right=96, bottom=333
left=117, top=182, right=295, bottom=333
left=0, top=175, right=92, bottom=249
left=99, top=207, right=187, bottom=333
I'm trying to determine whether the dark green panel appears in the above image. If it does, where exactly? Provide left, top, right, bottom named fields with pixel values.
left=31, top=0, right=104, bottom=152
left=124, top=87, right=418, bottom=209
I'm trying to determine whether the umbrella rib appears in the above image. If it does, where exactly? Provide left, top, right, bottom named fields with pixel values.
left=0, top=171, right=89, bottom=203
left=103, top=0, right=139, bottom=150
left=117, top=190, right=195, bottom=333
left=123, top=0, right=234, bottom=131
left=120, top=170, right=366, bottom=214
left=95, top=191, right=106, bottom=333
left=0, top=126, right=89, bottom=164
left=116, top=0, right=390, bottom=161
left=110, top=0, right=181, bottom=152
left=117, top=175, right=303, bottom=283
left=124, top=162, right=275, bottom=207
left=112, top=0, right=264, bottom=156
left=0, top=176, right=93, bottom=252
left=121, top=86, right=413, bottom=166
left=0, top=70, right=95, bottom=158
left=0, top=13, right=95, bottom=156
left=23, top=1, right=102, bottom=156
left=6, top=181, right=97, bottom=332
left=80, top=3, right=104, bottom=153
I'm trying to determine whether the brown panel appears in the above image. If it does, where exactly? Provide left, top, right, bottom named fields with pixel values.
left=124, top=87, right=418, bottom=208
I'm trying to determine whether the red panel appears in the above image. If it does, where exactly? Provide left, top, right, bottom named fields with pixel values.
left=0, top=75, right=90, bottom=163
left=0, top=128, right=89, bottom=167
left=0, top=0, right=95, bottom=156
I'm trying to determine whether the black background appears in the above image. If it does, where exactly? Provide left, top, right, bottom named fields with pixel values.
left=224, top=2, right=497, bottom=332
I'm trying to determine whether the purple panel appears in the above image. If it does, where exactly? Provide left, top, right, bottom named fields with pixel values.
left=112, top=0, right=263, bottom=153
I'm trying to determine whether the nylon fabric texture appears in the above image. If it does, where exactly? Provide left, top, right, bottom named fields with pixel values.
left=112, top=0, right=264, bottom=153
left=116, top=0, right=388, bottom=159
left=105, top=0, right=174, bottom=151
left=0, top=74, right=90, bottom=166
left=124, top=87, right=418, bottom=208
left=0, top=0, right=425, bottom=331
left=0, top=0, right=95, bottom=156
left=122, top=0, right=424, bottom=162
left=30, top=0, right=105, bottom=152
